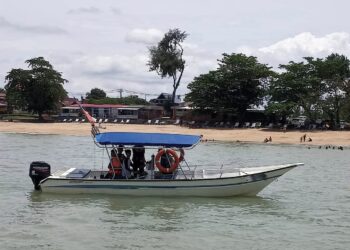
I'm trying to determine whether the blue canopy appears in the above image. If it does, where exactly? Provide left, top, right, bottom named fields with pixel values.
left=95, top=132, right=201, bottom=148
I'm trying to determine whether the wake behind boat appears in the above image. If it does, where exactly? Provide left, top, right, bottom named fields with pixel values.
left=29, top=106, right=303, bottom=197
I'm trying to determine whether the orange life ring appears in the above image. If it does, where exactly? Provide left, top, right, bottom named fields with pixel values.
left=155, top=149, right=180, bottom=174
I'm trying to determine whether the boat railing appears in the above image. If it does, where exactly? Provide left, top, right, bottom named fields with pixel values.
left=174, top=164, right=245, bottom=180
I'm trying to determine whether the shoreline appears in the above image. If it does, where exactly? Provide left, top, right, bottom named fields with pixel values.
left=0, top=121, right=349, bottom=147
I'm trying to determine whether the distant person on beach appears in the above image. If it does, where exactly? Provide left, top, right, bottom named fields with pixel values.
left=303, top=134, right=307, bottom=142
left=263, top=137, right=272, bottom=143
left=308, top=137, right=312, bottom=142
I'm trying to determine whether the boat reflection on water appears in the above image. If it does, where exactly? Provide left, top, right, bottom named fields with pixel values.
left=27, top=190, right=282, bottom=216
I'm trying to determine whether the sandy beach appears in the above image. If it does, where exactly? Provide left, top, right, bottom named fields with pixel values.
left=1, top=121, right=350, bottom=146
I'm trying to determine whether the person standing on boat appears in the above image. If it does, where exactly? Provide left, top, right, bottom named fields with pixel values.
left=117, top=145, right=126, bottom=163
left=106, top=149, right=122, bottom=178
left=159, top=148, right=173, bottom=169
left=132, top=146, right=146, bottom=177
left=122, top=149, right=133, bottom=179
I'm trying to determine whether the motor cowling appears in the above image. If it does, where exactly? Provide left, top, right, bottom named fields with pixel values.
left=29, top=161, right=51, bottom=190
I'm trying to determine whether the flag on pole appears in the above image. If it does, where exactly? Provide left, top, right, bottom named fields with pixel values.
left=74, top=99, right=95, bottom=126
left=81, top=108, right=95, bottom=126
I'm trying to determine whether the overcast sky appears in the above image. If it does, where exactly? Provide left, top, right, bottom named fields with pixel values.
left=1, top=0, right=349, bottom=99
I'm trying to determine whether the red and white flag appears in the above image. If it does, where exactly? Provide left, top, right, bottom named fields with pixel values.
left=75, top=100, right=95, bottom=126
left=81, top=108, right=95, bottom=126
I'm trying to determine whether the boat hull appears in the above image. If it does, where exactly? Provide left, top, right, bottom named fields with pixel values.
left=39, top=164, right=301, bottom=197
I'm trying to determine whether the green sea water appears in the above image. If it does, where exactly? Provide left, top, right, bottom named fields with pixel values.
left=0, top=133, right=349, bottom=250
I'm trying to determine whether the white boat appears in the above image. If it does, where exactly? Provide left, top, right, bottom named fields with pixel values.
left=29, top=107, right=303, bottom=197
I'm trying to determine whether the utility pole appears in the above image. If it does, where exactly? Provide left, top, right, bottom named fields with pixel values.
left=118, top=89, right=123, bottom=98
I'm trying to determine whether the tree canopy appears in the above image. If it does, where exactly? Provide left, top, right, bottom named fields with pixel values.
left=186, top=53, right=273, bottom=120
left=316, top=53, right=350, bottom=126
left=267, top=53, right=350, bottom=126
left=147, top=28, right=187, bottom=104
left=86, top=88, right=107, bottom=99
left=5, top=57, right=67, bottom=119
left=267, top=58, right=322, bottom=121
left=87, top=96, right=149, bottom=105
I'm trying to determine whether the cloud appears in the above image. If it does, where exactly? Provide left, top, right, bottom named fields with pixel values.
left=61, top=46, right=217, bottom=97
left=77, top=54, right=146, bottom=76
left=125, top=28, right=163, bottom=44
left=238, top=32, right=350, bottom=68
left=61, top=36, right=220, bottom=96
left=0, top=16, right=67, bottom=35
left=110, top=7, right=122, bottom=15
left=67, top=7, right=102, bottom=15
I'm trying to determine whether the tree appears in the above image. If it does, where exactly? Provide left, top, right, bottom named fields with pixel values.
left=5, top=57, right=67, bottom=119
left=314, top=53, right=350, bottom=126
left=266, top=54, right=350, bottom=127
left=86, top=88, right=106, bottom=99
left=267, top=58, right=322, bottom=122
left=186, top=53, right=273, bottom=120
left=147, top=28, right=187, bottom=104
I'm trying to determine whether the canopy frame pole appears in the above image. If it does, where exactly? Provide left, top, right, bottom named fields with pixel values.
left=105, top=145, right=113, bottom=179
left=179, top=158, right=191, bottom=180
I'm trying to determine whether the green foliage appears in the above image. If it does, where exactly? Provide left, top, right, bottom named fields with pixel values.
left=86, top=88, right=107, bottom=99
left=87, top=96, right=149, bottom=105
left=267, top=59, right=322, bottom=121
left=147, top=28, right=187, bottom=103
left=315, top=54, right=350, bottom=125
left=186, top=53, right=274, bottom=119
left=268, top=53, right=350, bottom=125
left=5, top=57, right=67, bottom=119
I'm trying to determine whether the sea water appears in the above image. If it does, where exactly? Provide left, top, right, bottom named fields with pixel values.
left=0, top=133, right=349, bottom=250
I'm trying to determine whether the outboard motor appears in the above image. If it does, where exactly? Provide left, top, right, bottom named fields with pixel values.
left=29, top=161, right=51, bottom=190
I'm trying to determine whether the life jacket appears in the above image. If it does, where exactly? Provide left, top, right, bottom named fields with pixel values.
left=108, top=157, right=122, bottom=175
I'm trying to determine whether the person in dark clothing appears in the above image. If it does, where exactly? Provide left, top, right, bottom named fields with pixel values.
left=117, top=145, right=126, bottom=164
left=159, top=149, right=173, bottom=169
left=122, top=149, right=132, bottom=178
left=132, top=146, right=146, bottom=177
